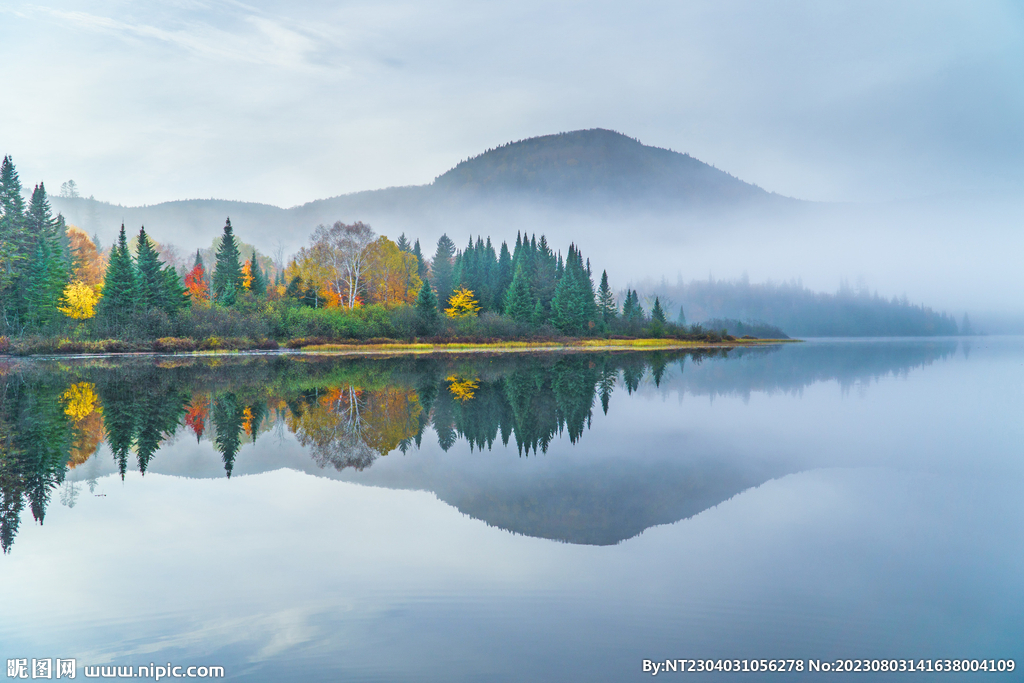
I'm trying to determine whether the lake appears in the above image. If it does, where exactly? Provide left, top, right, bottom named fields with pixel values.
left=1, top=339, right=1021, bottom=681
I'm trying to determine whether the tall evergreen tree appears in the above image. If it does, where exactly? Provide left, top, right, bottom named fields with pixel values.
left=652, top=297, right=666, bottom=323
left=135, top=227, right=163, bottom=311
left=597, top=270, right=617, bottom=324
left=396, top=233, right=411, bottom=253
left=212, top=218, right=243, bottom=305
left=504, top=263, right=534, bottom=324
left=415, top=275, right=439, bottom=334
left=415, top=275, right=439, bottom=317
left=97, top=225, right=137, bottom=332
left=411, top=239, right=427, bottom=279
left=551, top=244, right=597, bottom=335
left=250, top=260, right=267, bottom=297
left=495, top=241, right=513, bottom=313
left=430, top=234, right=456, bottom=305
left=24, top=238, right=67, bottom=330
left=0, top=157, right=28, bottom=293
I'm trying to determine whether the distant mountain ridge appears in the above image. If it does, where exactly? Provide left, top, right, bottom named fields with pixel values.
left=432, top=128, right=773, bottom=203
left=50, top=128, right=787, bottom=252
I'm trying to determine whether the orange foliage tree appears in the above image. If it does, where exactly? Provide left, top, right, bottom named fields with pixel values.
left=184, top=262, right=209, bottom=303
left=241, top=260, right=254, bottom=291
left=66, top=225, right=106, bottom=286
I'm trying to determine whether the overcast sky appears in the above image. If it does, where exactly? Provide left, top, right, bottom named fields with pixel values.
left=2, top=0, right=1023, bottom=208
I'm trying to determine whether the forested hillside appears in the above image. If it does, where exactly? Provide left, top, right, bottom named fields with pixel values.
left=643, top=278, right=960, bottom=337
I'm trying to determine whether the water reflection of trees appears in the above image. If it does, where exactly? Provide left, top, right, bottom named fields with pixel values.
left=0, top=341, right=957, bottom=552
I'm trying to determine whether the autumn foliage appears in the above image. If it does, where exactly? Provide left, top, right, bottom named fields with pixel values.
left=184, top=262, right=209, bottom=303
left=58, top=281, right=100, bottom=320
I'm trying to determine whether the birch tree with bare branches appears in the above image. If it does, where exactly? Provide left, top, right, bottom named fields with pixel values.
left=310, top=220, right=376, bottom=308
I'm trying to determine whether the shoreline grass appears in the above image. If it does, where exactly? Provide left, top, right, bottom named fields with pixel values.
left=297, top=338, right=798, bottom=356
left=0, top=335, right=798, bottom=359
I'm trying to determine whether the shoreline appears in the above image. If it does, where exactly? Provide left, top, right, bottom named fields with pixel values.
left=0, top=338, right=798, bottom=361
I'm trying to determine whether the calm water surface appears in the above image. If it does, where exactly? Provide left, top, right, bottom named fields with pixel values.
left=1, top=339, right=1021, bottom=681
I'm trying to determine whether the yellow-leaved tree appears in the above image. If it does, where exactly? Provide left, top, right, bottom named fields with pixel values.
left=364, top=236, right=422, bottom=305
left=445, top=286, right=480, bottom=318
left=58, top=281, right=100, bottom=320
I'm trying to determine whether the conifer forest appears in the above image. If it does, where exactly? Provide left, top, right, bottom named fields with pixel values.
left=0, top=155, right=705, bottom=353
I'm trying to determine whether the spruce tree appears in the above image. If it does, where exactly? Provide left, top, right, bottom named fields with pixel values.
left=160, top=265, right=188, bottom=313
left=631, top=290, right=646, bottom=323
left=135, top=227, right=164, bottom=311
left=495, top=241, right=513, bottom=314
left=504, top=263, right=534, bottom=324
left=597, top=270, right=617, bottom=323
left=213, top=218, right=243, bottom=305
left=412, top=239, right=427, bottom=279
left=430, top=234, right=456, bottom=305
left=551, top=244, right=597, bottom=335
left=24, top=239, right=66, bottom=330
left=397, top=233, right=411, bottom=253
left=250, top=260, right=267, bottom=297
left=97, top=225, right=137, bottom=333
left=415, top=275, right=439, bottom=334
left=652, top=297, right=666, bottom=323
left=415, top=276, right=439, bottom=317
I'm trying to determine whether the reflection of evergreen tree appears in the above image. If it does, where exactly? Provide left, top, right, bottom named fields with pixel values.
left=413, top=365, right=440, bottom=449
left=0, top=377, right=73, bottom=553
left=452, top=379, right=507, bottom=451
left=550, top=357, right=599, bottom=444
left=650, top=353, right=669, bottom=387
left=135, top=389, right=188, bottom=475
left=431, top=387, right=458, bottom=452
left=99, top=376, right=141, bottom=480
left=621, top=356, right=646, bottom=394
left=503, top=366, right=559, bottom=455
left=212, top=393, right=245, bottom=478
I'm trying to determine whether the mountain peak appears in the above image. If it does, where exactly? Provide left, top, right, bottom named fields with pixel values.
left=432, top=128, right=771, bottom=204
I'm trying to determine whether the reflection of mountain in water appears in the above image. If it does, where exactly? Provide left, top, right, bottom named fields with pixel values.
left=0, top=341, right=958, bottom=551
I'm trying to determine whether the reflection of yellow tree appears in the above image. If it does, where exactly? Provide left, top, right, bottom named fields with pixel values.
left=289, top=385, right=421, bottom=470
left=62, top=382, right=99, bottom=421
left=363, top=387, right=422, bottom=453
left=60, top=382, right=105, bottom=467
left=446, top=375, right=479, bottom=402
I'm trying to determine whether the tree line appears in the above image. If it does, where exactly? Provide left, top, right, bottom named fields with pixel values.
left=1, top=155, right=697, bottom=346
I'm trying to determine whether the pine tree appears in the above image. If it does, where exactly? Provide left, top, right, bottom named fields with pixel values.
left=19, top=183, right=69, bottom=328
left=597, top=270, right=617, bottom=323
left=504, top=263, right=534, bottom=324
left=652, top=297, right=666, bottom=323
left=495, top=241, right=513, bottom=314
left=415, top=275, right=439, bottom=317
left=633, top=291, right=645, bottom=322
left=415, top=275, right=439, bottom=335
left=97, top=225, right=137, bottom=332
left=397, top=233, right=411, bottom=253
left=212, top=218, right=243, bottom=305
left=135, top=227, right=163, bottom=311
left=430, top=234, right=456, bottom=305
left=551, top=244, right=597, bottom=335
left=250, top=260, right=267, bottom=297
left=24, top=239, right=67, bottom=330
left=412, top=239, right=427, bottom=279
left=160, top=266, right=188, bottom=313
